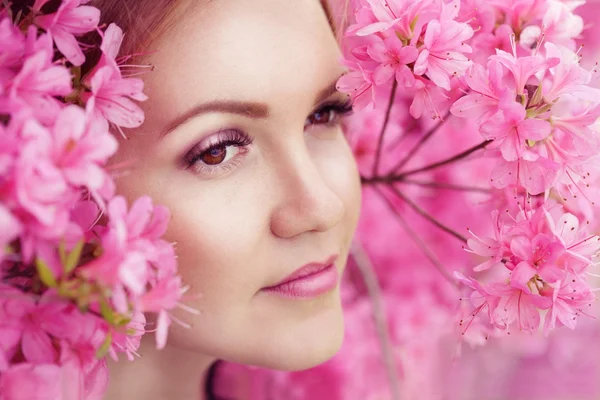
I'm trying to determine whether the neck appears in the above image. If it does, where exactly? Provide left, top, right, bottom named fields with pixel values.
left=104, top=335, right=217, bottom=400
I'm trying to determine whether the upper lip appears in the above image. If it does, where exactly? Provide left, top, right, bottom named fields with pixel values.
left=264, top=254, right=338, bottom=288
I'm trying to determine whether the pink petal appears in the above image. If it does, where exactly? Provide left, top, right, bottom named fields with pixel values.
left=51, top=29, right=85, bottom=66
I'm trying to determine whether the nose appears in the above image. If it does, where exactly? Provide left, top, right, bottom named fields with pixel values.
left=269, top=144, right=346, bottom=239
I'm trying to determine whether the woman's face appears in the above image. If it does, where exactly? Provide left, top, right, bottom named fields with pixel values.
left=112, top=0, right=361, bottom=370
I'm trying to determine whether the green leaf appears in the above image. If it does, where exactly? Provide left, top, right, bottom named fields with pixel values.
left=95, top=331, right=112, bottom=359
left=35, top=258, right=58, bottom=288
left=58, top=241, right=67, bottom=266
left=64, top=240, right=84, bottom=275
left=99, top=296, right=115, bottom=324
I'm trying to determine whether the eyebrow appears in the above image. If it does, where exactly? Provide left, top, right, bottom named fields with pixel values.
left=159, top=74, right=343, bottom=139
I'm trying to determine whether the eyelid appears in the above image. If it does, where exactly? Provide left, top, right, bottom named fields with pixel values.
left=181, top=128, right=253, bottom=173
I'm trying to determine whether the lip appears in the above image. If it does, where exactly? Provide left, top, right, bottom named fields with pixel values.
left=261, top=255, right=339, bottom=299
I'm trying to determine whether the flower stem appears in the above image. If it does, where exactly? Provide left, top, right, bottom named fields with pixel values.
left=350, top=240, right=402, bottom=400
left=387, top=185, right=468, bottom=243
left=399, top=178, right=491, bottom=193
left=372, top=186, right=457, bottom=286
left=386, top=109, right=451, bottom=175
left=363, top=139, right=493, bottom=184
left=372, top=80, right=398, bottom=177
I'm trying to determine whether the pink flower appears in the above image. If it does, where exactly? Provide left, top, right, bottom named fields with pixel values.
left=82, top=24, right=147, bottom=129
left=355, top=0, right=433, bottom=39
left=491, top=47, right=558, bottom=96
left=0, top=363, right=63, bottom=400
left=487, top=281, right=552, bottom=333
left=0, top=33, right=71, bottom=123
left=14, top=119, right=75, bottom=234
left=489, top=153, right=559, bottom=194
left=509, top=234, right=566, bottom=286
left=541, top=276, right=595, bottom=334
left=0, top=17, right=26, bottom=72
left=466, top=210, right=510, bottom=271
left=413, top=19, right=474, bottom=90
left=480, top=94, right=552, bottom=162
left=367, top=36, right=418, bottom=86
left=450, top=61, right=508, bottom=121
left=49, top=105, right=118, bottom=202
left=0, top=206, right=21, bottom=263
left=336, top=63, right=377, bottom=110
left=34, top=0, right=101, bottom=66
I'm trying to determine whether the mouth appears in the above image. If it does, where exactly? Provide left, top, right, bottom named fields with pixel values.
left=261, top=255, right=339, bottom=299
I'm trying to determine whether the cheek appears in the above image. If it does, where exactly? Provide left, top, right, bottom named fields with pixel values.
left=160, top=182, right=269, bottom=306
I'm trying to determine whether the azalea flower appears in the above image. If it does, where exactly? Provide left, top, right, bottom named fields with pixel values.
left=34, top=0, right=100, bottom=66
left=413, top=19, right=474, bottom=90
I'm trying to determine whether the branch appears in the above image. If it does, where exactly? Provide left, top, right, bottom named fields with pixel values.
left=372, top=80, right=398, bottom=177
left=372, top=186, right=457, bottom=286
left=395, top=139, right=493, bottom=179
left=350, top=240, right=402, bottom=400
left=363, top=140, right=493, bottom=184
left=387, top=185, right=468, bottom=243
left=399, top=178, right=491, bottom=194
left=386, top=110, right=451, bottom=175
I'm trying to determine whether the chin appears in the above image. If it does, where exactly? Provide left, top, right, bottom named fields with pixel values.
left=249, top=303, right=346, bottom=371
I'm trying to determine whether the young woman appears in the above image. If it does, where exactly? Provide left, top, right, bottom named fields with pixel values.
left=95, top=0, right=362, bottom=398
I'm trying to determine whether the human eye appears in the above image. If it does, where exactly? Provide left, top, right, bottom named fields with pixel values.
left=182, top=129, right=253, bottom=177
left=304, top=98, right=353, bottom=129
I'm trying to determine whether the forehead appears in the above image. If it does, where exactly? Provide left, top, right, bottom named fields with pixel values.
left=142, top=0, right=341, bottom=122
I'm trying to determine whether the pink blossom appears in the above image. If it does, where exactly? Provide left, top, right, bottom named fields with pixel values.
left=413, top=19, right=474, bottom=90
left=0, top=34, right=71, bottom=123
left=488, top=282, right=552, bottom=333
left=49, top=105, right=118, bottom=202
left=82, top=24, right=147, bottom=129
left=0, top=17, right=26, bottom=73
left=336, top=63, right=377, bottom=110
left=367, top=36, right=418, bottom=86
left=489, top=151, right=559, bottom=194
left=491, top=47, right=558, bottom=96
left=34, top=0, right=101, bottom=66
left=480, top=95, right=552, bottom=161
left=0, top=363, right=63, bottom=400
left=540, top=275, right=595, bottom=334
left=509, top=234, right=566, bottom=285
left=0, top=206, right=21, bottom=263
left=450, top=61, right=507, bottom=120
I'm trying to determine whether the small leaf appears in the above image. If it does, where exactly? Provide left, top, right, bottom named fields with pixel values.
left=95, top=331, right=112, bottom=359
left=58, top=241, right=67, bottom=266
left=64, top=240, right=84, bottom=275
left=114, top=314, right=132, bottom=328
left=99, top=297, right=115, bottom=324
left=35, top=258, right=58, bottom=288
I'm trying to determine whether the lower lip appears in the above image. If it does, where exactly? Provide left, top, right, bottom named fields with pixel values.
left=261, top=264, right=339, bottom=299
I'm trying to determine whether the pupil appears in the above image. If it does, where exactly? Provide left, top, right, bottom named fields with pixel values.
left=315, top=111, right=328, bottom=123
left=201, top=146, right=227, bottom=165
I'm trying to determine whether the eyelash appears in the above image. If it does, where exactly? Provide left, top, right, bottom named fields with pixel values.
left=183, top=98, right=353, bottom=174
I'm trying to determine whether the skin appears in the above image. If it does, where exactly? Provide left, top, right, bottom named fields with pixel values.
left=105, top=0, right=361, bottom=398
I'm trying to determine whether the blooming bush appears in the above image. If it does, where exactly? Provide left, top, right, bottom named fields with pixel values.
left=0, top=1, right=184, bottom=398
left=2, top=0, right=600, bottom=399
left=338, top=0, right=600, bottom=341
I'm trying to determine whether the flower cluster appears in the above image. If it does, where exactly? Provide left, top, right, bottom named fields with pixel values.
left=337, top=0, right=475, bottom=117
left=0, top=1, right=184, bottom=398
left=336, top=0, right=600, bottom=374
left=458, top=206, right=597, bottom=335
